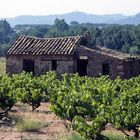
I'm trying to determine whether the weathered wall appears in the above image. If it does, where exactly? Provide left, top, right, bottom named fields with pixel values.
left=6, top=47, right=140, bottom=79
left=76, top=46, right=140, bottom=79
left=123, top=59, right=140, bottom=79
left=6, top=55, right=22, bottom=74
left=6, top=54, right=75, bottom=76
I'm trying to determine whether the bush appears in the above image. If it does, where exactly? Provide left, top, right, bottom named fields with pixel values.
left=0, top=74, right=16, bottom=117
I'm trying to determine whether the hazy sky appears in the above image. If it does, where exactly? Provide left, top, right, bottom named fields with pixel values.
left=0, top=0, right=140, bottom=18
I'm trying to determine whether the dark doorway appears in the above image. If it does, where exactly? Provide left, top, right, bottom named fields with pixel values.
left=77, top=59, right=88, bottom=76
left=129, top=62, right=134, bottom=77
left=102, top=63, right=110, bottom=75
left=23, top=59, right=34, bottom=74
left=51, top=60, right=57, bottom=71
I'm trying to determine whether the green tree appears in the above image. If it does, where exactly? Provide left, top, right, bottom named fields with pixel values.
left=54, top=18, right=69, bottom=32
left=129, top=46, right=140, bottom=54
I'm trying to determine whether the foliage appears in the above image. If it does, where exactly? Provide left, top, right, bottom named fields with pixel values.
left=102, top=131, right=137, bottom=140
left=0, top=20, right=14, bottom=44
left=0, top=74, right=16, bottom=117
left=1, top=19, right=140, bottom=56
left=48, top=74, right=140, bottom=139
left=12, top=72, right=43, bottom=111
left=54, top=18, right=69, bottom=32
left=0, top=44, right=10, bottom=56
left=0, top=19, right=16, bottom=56
left=65, top=131, right=86, bottom=140
left=15, top=22, right=140, bottom=54
left=111, top=77, right=140, bottom=138
left=0, top=72, right=139, bottom=139
left=0, top=57, right=5, bottom=75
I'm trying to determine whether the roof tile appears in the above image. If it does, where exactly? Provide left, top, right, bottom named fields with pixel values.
left=6, top=35, right=81, bottom=55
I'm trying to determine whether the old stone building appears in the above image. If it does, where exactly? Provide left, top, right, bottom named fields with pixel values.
left=6, top=35, right=140, bottom=79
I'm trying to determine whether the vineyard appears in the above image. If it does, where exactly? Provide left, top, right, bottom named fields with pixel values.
left=0, top=71, right=140, bottom=140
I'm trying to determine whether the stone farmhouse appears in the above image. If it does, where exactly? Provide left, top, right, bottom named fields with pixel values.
left=6, top=34, right=140, bottom=79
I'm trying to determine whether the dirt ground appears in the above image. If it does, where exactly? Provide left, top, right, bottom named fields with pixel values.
left=0, top=103, right=68, bottom=140
left=0, top=102, right=139, bottom=140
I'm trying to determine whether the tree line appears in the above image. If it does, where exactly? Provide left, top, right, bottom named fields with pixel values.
left=0, top=19, right=140, bottom=56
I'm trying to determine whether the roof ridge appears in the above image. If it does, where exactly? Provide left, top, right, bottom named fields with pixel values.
left=80, top=46, right=140, bottom=60
left=96, top=45, right=140, bottom=58
left=19, top=35, right=82, bottom=40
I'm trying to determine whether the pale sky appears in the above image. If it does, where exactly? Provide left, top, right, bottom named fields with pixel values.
left=0, top=0, right=140, bottom=18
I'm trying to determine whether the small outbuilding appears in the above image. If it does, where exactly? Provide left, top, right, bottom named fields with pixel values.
left=6, top=35, right=140, bottom=79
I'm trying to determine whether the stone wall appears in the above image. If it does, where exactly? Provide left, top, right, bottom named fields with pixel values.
left=6, top=55, right=22, bottom=74
left=6, top=54, right=75, bottom=76
left=76, top=46, right=140, bottom=79
left=6, top=47, right=140, bottom=79
left=37, top=55, right=75, bottom=75
left=123, top=59, right=140, bottom=79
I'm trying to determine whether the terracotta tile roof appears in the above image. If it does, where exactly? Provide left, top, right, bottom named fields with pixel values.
left=6, top=35, right=81, bottom=55
left=6, top=35, right=140, bottom=61
left=96, top=46, right=140, bottom=60
left=81, top=46, right=140, bottom=61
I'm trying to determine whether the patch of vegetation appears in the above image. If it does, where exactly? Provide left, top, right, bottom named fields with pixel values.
left=17, top=113, right=48, bottom=132
left=66, top=131, right=85, bottom=140
left=9, top=114, right=23, bottom=124
left=64, top=131, right=137, bottom=140
left=21, top=136, right=40, bottom=140
left=15, top=102, right=30, bottom=111
left=102, top=131, right=137, bottom=140
left=0, top=57, right=5, bottom=75
left=0, top=72, right=140, bottom=139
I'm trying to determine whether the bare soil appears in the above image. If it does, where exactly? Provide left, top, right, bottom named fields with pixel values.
left=0, top=102, right=68, bottom=140
left=0, top=102, right=138, bottom=140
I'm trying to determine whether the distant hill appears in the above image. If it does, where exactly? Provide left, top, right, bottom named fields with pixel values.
left=1, top=11, right=140, bottom=26
left=117, top=13, right=140, bottom=25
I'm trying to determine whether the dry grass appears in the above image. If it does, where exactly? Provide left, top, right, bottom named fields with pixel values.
left=0, top=57, right=5, bottom=75
left=16, top=112, right=49, bottom=132
left=62, top=131, right=85, bottom=140
left=102, top=130, right=137, bottom=140
left=14, top=102, right=30, bottom=111
left=0, top=102, right=137, bottom=140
